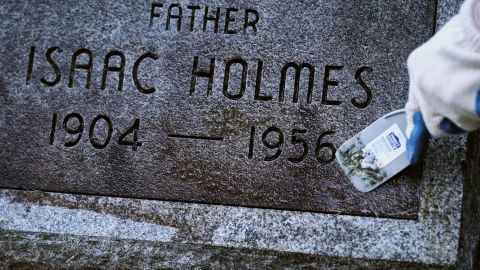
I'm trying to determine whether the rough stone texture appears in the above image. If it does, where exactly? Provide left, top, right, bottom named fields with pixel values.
left=0, top=0, right=471, bottom=269
left=457, top=131, right=480, bottom=270
left=0, top=230, right=451, bottom=270
left=0, top=0, right=436, bottom=218
left=434, top=3, right=480, bottom=270
left=432, top=0, right=480, bottom=268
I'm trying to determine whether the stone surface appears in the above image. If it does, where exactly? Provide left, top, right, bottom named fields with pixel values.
left=0, top=230, right=450, bottom=270
left=0, top=0, right=469, bottom=269
left=457, top=131, right=480, bottom=269
left=434, top=1, right=480, bottom=269
left=0, top=0, right=436, bottom=218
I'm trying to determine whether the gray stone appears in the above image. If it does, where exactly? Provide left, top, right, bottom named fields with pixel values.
left=0, top=0, right=469, bottom=269
left=457, top=132, right=480, bottom=270
left=0, top=0, right=435, bottom=218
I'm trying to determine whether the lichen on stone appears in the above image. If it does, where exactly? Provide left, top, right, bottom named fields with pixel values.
left=337, top=137, right=387, bottom=187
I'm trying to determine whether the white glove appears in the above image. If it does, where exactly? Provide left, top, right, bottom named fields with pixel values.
left=405, top=0, right=480, bottom=164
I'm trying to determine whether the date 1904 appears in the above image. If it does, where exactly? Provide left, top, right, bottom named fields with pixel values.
left=49, top=112, right=142, bottom=151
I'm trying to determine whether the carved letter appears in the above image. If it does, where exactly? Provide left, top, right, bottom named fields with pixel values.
left=101, top=50, right=126, bottom=91
left=190, top=56, right=215, bottom=96
left=321, top=65, right=343, bottom=105
left=203, top=7, right=220, bottom=33
left=26, top=46, right=35, bottom=85
left=254, top=60, right=271, bottom=101
left=279, top=62, right=315, bottom=104
left=41, top=47, right=63, bottom=87
left=68, top=48, right=93, bottom=89
left=133, top=52, right=158, bottom=94
left=225, top=8, right=239, bottom=34
left=150, top=2, right=164, bottom=27
left=166, top=4, right=182, bottom=31
left=223, top=58, right=248, bottom=100
left=186, top=5, right=200, bottom=32
left=244, top=9, right=259, bottom=33
left=351, top=66, right=373, bottom=109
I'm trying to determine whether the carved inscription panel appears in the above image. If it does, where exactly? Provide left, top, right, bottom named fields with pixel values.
left=0, top=0, right=435, bottom=218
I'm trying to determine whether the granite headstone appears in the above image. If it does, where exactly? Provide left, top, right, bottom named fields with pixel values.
left=0, top=0, right=435, bottom=218
left=0, top=0, right=468, bottom=268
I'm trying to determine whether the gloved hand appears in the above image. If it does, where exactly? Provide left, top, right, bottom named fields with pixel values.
left=405, top=0, right=480, bottom=165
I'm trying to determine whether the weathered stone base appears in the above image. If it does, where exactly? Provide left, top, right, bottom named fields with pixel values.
left=0, top=230, right=450, bottom=270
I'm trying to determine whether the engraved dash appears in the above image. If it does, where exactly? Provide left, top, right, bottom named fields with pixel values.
left=168, top=134, right=224, bottom=141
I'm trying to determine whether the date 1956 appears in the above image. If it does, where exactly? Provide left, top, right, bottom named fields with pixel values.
left=248, top=126, right=336, bottom=164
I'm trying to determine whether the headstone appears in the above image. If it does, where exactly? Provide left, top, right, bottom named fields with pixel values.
left=0, top=0, right=432, bottom=218
left=0, top=0, right=467, bottom=268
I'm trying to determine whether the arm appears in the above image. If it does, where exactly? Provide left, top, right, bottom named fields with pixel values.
left=406, top=0, right=480, bottom=164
